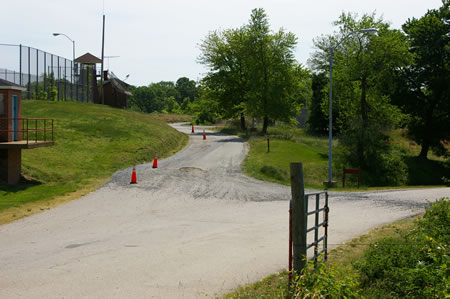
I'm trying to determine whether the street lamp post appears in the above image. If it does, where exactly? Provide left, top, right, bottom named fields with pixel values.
left=53, top=33, right=75, bottom=99
left=326, top=28, right=378, bottom=187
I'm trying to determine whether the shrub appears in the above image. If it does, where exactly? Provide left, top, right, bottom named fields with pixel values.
left=335, top=122, right=408, bottom=186
left=260, top=165, right=288, bottom=181
left=293, top=259, right=360, bottom=298
left=355, top=199, right=449, bottom=298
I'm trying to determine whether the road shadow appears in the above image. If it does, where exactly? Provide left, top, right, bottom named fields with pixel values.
left=215, top=137, right=245, bottom=143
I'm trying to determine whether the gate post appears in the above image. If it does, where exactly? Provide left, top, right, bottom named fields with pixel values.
left=290, top=162, right=307, bottom=275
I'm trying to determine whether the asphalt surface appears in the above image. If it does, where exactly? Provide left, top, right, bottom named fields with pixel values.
left=0, top=123, right=448, bottom=298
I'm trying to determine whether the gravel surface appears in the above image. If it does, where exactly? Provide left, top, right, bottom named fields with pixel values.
left=0, top=123, right=448, bottom=298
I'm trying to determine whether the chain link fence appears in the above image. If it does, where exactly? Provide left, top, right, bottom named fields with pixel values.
left=0, top=44, right=97, bottom=102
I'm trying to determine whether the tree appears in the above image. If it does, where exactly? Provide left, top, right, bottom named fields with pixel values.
left=391, top=0, right=450, bottom=159
left=175, top=77, right=198, bottom=104
left=129, top=81, right=181, bottom=113
left=245, top=8, right=301, bottom=134
left=309, top=12, right=412, bottom=185
left=199, top=27, right=251, bottom=129
left=199, top=8, right=301, bottom=133
left=307, top=72, right=329, bottom=133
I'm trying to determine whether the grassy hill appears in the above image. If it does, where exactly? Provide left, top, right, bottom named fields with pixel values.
left=0, top=101, right=188, bottom=220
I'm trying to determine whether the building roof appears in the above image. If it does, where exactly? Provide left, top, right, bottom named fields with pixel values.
left=75, top=52, right=102, bottom=64
left=0, top=79, right=27, bottom=91
left=104, top=72, right=132, bottom=96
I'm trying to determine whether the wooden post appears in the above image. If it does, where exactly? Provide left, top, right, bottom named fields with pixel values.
left=290, top=162, right=307, bottom=275
left=267, top=135, right=270, bottom=153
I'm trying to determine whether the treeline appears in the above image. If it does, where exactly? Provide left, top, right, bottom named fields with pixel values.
left=129, top=2, right=449, bottom=186
left=306, top=1, right=449, bottom=185
left=128, top=77, right=198, bottom=114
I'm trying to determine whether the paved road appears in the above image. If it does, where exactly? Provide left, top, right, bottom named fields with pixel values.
left=0, top=124, right=448, bottom=298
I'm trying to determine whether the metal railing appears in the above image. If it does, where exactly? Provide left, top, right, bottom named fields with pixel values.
left=288, top=191, right=329, bottom=282
left=0, top=118, right=54, bottom=144
left=305, top=191, right=329, bottom=265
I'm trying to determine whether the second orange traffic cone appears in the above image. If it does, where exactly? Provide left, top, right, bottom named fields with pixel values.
left=152, top=152, right=158, bottom=168
left=203, top=129, right=206, bottom=140
left=130, top=164, right=137, bottom=184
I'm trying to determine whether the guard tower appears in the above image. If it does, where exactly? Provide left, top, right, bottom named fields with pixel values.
left=0, top=79, right=54, bottom=184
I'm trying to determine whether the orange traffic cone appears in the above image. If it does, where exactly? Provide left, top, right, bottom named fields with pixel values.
left=171, top=120, right=174, bottom=124
left=152, top=152, right=158, bottom=168
left=192, top=124, right=195, bottom=133
left=130, top=164, right=137, bottom=184
left=203, top=129, right=206, bottom=140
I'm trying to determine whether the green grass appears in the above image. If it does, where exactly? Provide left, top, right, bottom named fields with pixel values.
left=228, top=125, right=331, bottom=189
left=0, top=100, right=188, bottom=211
left=222, top=124, right=449, bottom=189
left=244, top=137, right=328, bottom=189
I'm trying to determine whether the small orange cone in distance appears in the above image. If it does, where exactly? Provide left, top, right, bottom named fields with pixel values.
left=152, top=152, right=158, bottom=168
left=192, top=124, right=195, bottom=133
left=171, top=120, right=174, bottom=124
left=130, top=164, right=137, bottom=184
left=203, top=129, right=206, bottom=140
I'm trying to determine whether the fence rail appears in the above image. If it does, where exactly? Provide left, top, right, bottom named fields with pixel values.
left=0, top=44, right=97, bottom=102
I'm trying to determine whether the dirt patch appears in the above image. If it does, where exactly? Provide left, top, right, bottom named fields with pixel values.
left=178, top=167, right=206, bottom=173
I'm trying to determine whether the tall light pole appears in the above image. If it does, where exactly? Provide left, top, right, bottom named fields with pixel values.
left=52, top=33, right=75, bottom=64
left=327, top=28, right=378, bottom=187
left=53, top=33, right=75, bottom=99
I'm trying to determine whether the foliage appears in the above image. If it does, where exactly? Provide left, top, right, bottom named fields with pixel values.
left=199, top=8, right=302, bottom=133
left=175, top=77, right=197, bottom=104
left=129, top=77, right=199, bottom=114
left=355, top=199, right=450, bottom=298
left=309, top=12, right=412, bottom=185
left=307, top=72, right=329, bottom=134
left=293, top=258, right=360, bottom=298
left=189, top=87, right=220, bottom=124
left=390, top=0, right=450, bottom=159
left=404, top=156, right=450, bottom=186
left=335, top=119, right=409, bottom=186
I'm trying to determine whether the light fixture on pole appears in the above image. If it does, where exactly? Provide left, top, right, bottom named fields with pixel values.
left=53, top=33, right=76, bottom=98
left=326, top=28, right=378, bottom=188
left=52, top=33, right=75, bottom=64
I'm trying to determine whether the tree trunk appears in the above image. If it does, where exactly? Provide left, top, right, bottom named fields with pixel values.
left=419, top=142, right=430, bottom=159
left=360, top=77, right=368, bottom=127
left=240, top=113, right=246, bottom=130
left=357, top=77, right=368, bottom=167
left=262, top=116, right=269, bottom=134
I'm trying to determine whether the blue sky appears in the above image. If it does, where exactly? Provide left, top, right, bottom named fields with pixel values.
left=2, top=0, right=443, bottom=86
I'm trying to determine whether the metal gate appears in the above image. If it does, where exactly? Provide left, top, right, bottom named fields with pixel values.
left=288, top=162, right=329, bottom=282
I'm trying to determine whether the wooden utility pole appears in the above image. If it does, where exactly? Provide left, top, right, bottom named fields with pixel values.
left=100, top=14, right=105, bottom=105
left=290, top=162, right=307, bottom=274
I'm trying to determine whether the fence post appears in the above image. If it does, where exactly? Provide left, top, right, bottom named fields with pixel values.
left=290, top=162, right=307, bottom=275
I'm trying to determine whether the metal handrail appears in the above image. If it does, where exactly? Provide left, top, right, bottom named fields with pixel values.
left=0, top=118, right=54, bottom=144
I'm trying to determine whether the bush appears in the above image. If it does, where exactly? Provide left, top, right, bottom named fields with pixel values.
left=335, top=122, right=408, bottom=186
left=260, top=165, right=288, bottom=181
left=293, top=259, right=360, bottom=298
left=355, top=199, right=449, bottom=298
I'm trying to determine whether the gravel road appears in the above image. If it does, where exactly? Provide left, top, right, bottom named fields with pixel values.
left=0, top=123, right=448, bottom=298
